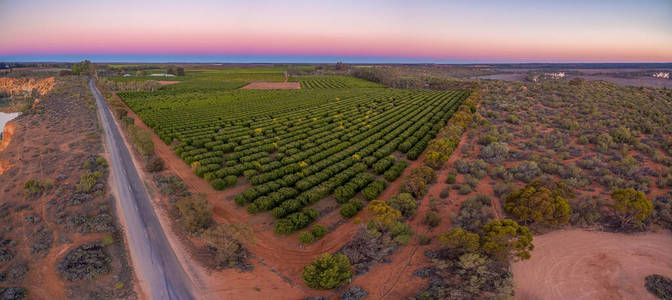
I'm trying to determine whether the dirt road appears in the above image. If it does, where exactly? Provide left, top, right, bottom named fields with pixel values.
left=89, top=78, right=195, bottom=300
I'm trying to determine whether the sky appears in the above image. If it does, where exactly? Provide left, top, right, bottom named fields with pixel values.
left=0, top=0, right=670, bottom=63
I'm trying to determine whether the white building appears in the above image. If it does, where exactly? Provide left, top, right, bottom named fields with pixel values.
left=544, top=72, right=566, bottom=79
left=149, top=73, right=176, bottom=77
left=653, top=72, right=670, bottom=79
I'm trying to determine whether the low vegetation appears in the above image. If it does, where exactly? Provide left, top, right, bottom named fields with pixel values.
left=645, top=274, right=672, bottom=300
left=302, top=253, right=353, bottom=290
left=57, top=243, right=111, bottom=281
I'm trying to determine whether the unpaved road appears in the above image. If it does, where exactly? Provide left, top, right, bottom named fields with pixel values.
left=89, top=78, right=195, bottom=300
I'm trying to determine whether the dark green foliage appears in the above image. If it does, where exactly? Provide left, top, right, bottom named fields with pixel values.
left=362, top=179, right=387, bottom=201
left=312, top=225, right=327, bottom=239
left=340, top=199, right=364, bottom=218
left=274, top=208, right=318, bottom=234
left=299, top=232, right=315, bottom=244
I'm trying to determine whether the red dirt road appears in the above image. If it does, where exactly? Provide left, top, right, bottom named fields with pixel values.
left=512, top=229, right=672, bottom=300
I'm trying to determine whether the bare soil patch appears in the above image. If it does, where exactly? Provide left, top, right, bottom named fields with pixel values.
left=157, top=81, right=180, bottom=86
left=240, top=82, right=300, bottom=90
left=512, top=229, right=672, bottom=300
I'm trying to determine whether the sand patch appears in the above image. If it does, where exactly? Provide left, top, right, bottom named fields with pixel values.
left=157, top=81, right=180, bottom=86
left=240, top=82, right=300, bottom=90
left=512, top=229, right=672, bottom=300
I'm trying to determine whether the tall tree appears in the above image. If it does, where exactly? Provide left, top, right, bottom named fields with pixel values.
left=481, top=219, right=534, bottom=261
left=609, top=188, right=652, bottom=229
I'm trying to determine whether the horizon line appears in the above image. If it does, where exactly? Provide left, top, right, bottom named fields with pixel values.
left=2, top=60, right=672, bottom=65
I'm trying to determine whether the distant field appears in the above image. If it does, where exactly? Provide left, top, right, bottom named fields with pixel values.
left=118, top=87, right=469, bottom=233
left=109, top=66, right=287, bottom=91
left=297, top=76, right=383, bottom=89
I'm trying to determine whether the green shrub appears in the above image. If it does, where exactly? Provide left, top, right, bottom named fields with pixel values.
left=311, top=225, right=327, bottom=239
left=458, top=184, right=472, bottom=195
left=145, top=156, right=165, bottom=172
left=299, top=232, right=315, bottom=244
left=445, top=172, right=457, bottom=184
left=211, top=179, right=226, bottom=190
left=302, top=253, right=353, bottom=290
left=224, top=175, right=237, bottom=187
left=388, top=193, right=418, bottom=218
left=422, top=211, right=442, bottom=228
left=340, top=203, right=358, bottom=218
left=418, top=234, right=431, bottom=245
left=174, top=194, right=213, bottom=234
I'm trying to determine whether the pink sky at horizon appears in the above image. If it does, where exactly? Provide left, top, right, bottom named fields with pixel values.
left=1, top=0, right=671, bottom=62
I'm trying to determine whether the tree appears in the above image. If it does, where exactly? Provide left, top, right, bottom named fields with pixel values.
left=174, top=194, right=213, bottom=234
left=609, top=188, right=652, bottom=229
left=504, top=181, right=570, bottom=227
left=72, top=60, right=95, bottom=75
left=438, top=228, right=480, bottom=253
left=481, top=219, right=534, bottom=261
left=401, top=166, right=436, bottom=199
left=388, top=193, right=418, bottom=218
left=302, top=253, right=353, bottom=290
left=176, top=67, right=185, bottom=76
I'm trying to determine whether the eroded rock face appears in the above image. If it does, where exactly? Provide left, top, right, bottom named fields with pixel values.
left=0, top=121, right=16, bottom=153
left=0, top=77, right=55, bottom=97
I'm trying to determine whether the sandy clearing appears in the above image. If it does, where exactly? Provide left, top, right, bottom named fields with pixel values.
left=240, top=82, right=300, bottom=90
left=157, top=81, right=180, bottom=86
left=512, top=229, right=672, bottom=300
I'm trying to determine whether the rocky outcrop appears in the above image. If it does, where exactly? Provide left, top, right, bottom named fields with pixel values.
left=0, top=121, right=15, bottom=152
left=0, top=77, right=54, bottom=97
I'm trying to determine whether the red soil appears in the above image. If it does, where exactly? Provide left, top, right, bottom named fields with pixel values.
left=512, top=229, right=672, bottom=300
left=240, top=82, right=301, bottom=90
